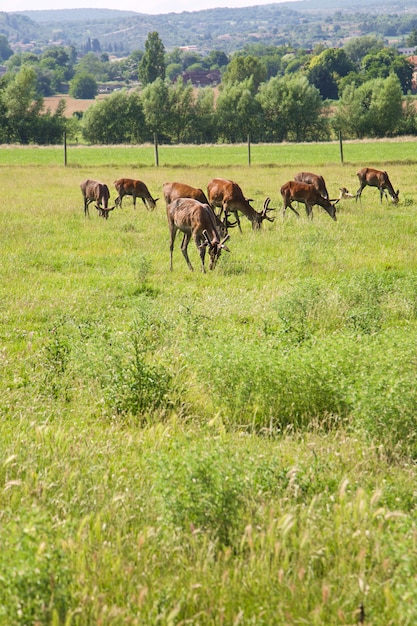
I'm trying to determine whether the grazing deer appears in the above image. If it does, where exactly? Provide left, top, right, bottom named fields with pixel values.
left=167, top=197, right=230, bottom=272
left=163, top=181, right=210, bottom=206
left=207, top=178, right=275, bottom=232
left=80, top=179, right=115, bottom=218
left=114, top=178, right=158, bottom=210
left=356, top=168, right=399, bottom=204
left=280, top=181, right=338, bottom=221
left=163, top=181, right=236, bottom=237
left=294, top=171, right=329, bottom=200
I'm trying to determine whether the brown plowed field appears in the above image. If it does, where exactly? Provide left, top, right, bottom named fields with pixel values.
left=43, top=94, right=109, bottom=117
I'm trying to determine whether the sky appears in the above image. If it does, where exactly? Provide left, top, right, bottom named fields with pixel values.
left=2, top=0, right=300, bottom=16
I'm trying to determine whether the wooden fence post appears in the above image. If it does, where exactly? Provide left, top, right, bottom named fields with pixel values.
left=63, top=131, right=67, bottom=167
left=154, top=132, right=159, bottom=167
left=247, top=133, right=251, bottom=166
left=339, top=130, right=344, bottom=165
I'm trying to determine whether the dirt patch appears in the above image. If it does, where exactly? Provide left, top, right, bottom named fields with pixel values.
left=43, top=94, right=109, bottom=117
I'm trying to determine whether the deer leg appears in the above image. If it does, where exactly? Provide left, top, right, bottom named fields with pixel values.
left=355, top=185, right=364, bottom=203
left=142, top=197, right=150, bottom=210
left=286, top=201, right=300, bottom=219
left=181, top=233, right=194, bottom=271
left=306, top=202, right=313, bottom=220
left=169, top=226, right=177, bottom=271
left=195, top=235, right=207, bottom=273
left=227, top=209, right=241, bottom=233
left=85, top=198, right=94, bottom=218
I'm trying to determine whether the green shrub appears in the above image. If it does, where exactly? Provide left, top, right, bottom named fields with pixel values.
left=0, top=516, right=72, bottom=625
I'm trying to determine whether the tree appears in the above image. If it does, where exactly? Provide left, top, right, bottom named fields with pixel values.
left=82, top=90, right=146, bottom=144
left=75, top=52, right=109, bottom=82
left=344, top=35, right=385, bottom=66
left=222, top=55, right=266, bottom=91
left=69, top=72, right=98, bottom=99
left=257, top=75, right=327, bottom=142
left=140, top=77, right=171, bottom=141
left=191, top=88, right=217, bottom=143
left=167, top=77, right=195, bottom=143
left=308, top=64, right=339, bottom=100
left=139, top=32, right=166, bottom=85
left=361, top=49, right=413, bottom=94
left=216, top=78, right=262, bottom=142
left=333, top=75, right=405, bottom=139
left=0, top=66, right=66, bottom=143
left=204, top=50, right=229, bottom=69
left=2, top=66, right=42, bottom=142
left=406, top=28, right=417, bottom=48
left=0, top=35, right=13, bottom=62
left=307, top=48, right=355, bottom=100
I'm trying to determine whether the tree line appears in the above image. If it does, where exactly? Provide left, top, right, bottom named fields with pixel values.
left=0, top=30, right=416, bottom=145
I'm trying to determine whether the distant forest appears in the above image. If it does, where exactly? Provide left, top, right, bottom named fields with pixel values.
left=2, top=0, right=417, bottom=55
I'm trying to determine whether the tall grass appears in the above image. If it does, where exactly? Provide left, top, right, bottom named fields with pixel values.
left=1, top=145, right=417, bottom=624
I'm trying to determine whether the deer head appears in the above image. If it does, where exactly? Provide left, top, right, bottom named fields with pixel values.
left=95, top=204, right=116, bottom=219
left=203, top=230, right=231, bottom=270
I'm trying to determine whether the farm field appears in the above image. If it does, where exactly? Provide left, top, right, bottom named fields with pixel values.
left=1, top=142, right=417, bottom=625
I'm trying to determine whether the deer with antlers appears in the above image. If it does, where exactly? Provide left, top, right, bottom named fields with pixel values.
left=163, top=181, right=237, bottom=237
left=356, top=167, right=399, bottom=204
left=167, top=197, right=230, bottom=272
left=280, top=181, right=338, bottom=221
left=80, top=179, right=115, bottom=219
left=114, top=178, right=158, bottom=210
left=207, top=178, right=275, bottom=232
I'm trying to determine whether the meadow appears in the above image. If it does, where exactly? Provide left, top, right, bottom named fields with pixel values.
left=1, top=140, right=417, bottom=625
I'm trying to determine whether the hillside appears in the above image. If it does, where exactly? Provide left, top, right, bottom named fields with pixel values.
left=2, top=1, right=417, bottom=55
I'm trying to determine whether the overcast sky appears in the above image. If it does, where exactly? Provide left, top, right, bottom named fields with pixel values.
left=3, top=0, right=300, bottom=16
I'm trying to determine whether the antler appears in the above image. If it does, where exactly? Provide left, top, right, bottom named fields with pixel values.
left=202, top=230, right=211, bottom=246
left=220, top=233, right=231, bottom=252
left=261, top=197, right=276, bottom=222
left=225, top=216, right=238, bottom=229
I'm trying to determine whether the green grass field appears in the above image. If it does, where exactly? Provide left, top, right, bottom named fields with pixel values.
left=1, top=142, right=417, bottom=625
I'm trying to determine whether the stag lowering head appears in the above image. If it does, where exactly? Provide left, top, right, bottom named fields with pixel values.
left=80, top=179, right=115, bottom=218
left=207, top=178, right=275, bottom=232
left=167, top=197, right=231, bottom=272
left=356, top=168, right=399, bottom=205
left=280, top=181, right=338, bottom=221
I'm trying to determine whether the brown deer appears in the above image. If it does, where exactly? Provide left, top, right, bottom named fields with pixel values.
left=356, top=168, right=399, bottom=204
left=167, top=197, right=230, bottom=272
left=280, top=181, right=338, bottom=221
left=294, top=171, right=329, bottom=200
left=163, top=181, right=210, bottom=206
left=114, top=178, right=158, bottom=210
left=163, top=181, right=236, bottom=237
left=80, top=179, right=115, bottom=218
left=207, top=178, right=275, bottom=232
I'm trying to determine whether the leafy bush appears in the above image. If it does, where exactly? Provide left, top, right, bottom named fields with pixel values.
left=0, top=516, right=72, bottom=625
left=155, top=439, right=248, bottom=546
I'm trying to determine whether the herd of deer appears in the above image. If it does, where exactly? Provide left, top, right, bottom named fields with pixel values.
left=80, top=167, right=400, bottom=272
